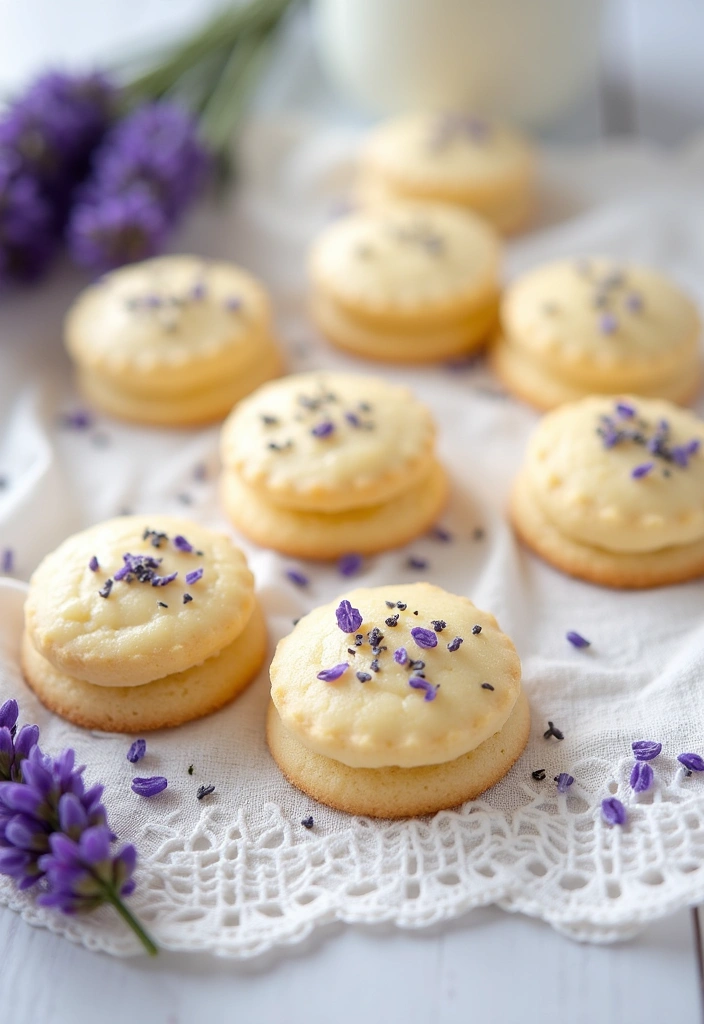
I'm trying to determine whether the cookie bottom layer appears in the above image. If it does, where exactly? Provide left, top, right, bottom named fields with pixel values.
left=21, top=601, right=267, bottom=732
left=491, top=337, right=701, bottom=411
left=77, top=343, right=283, bottom=426
left=266, top=688, right=530, bottom=818
left=312, top=291, right=498, bottom=363
left=221, top=460, right=449, bottom=559
left=510, top=470, right=704, bottom=588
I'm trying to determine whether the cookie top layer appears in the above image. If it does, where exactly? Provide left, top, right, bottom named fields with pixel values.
left=524, top=396, right=704, bottom=553
left=270, top=583, right=521, bottom=769
left=360, top=112, right=533, bottom=201
left=65, top=255, right=272, bottom=390
left=25, top=515, right=256, bottom=687
left=220, top=372, right=437, bottom=513
left=309, top=204, right=500, bottom=321
left=502, top=259, right=700, bottom=388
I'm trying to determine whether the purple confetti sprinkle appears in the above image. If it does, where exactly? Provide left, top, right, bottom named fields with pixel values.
left=555, top=773, right=574, bottom=794
left=336, top=599, right=363, bottom=634
left=285, top=568, right=309, bottom=588
left=678, top=753, right=704, bottom=773
left=411, top=627, right=438, bottom=649
left=408, top=676, right=439, bottom=701
left=126, top=739, right=146, bottom=763
left=447, top=636, right=463, bottom=652
left=311, top=420, right=335, bottom=438
left=184, top=567, right=203, bottom=585
left=88, top=555, right=99, bottom=572
left=173, top=534, right=193, bottom=553
left=131, top=776, right=167, bottom=797
left=316, top=663, right=349, bottom=682
left=566, top=631, right=590, bottom=649
left=338, top=553, right=363, bottom=577
left=601, top=797, right=627, bottom=826
left=616, top=402, right=636, bottom=419
left=599, top=312, right=618, bottom=335
left=1, top=549, right=14, bottom=574
left=631, top=462, right=654, bottom=479
left=393, top=647, right=408, bottom=665
left=632, top=740, right=662, bottom=761
left=630, top=761, right=653, bottom=792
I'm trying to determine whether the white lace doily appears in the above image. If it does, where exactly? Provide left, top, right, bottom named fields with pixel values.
left=2, top=121, right=704, bottom=956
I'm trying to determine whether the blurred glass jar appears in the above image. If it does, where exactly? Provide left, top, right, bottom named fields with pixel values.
left=312, top=0, right=605, bottom=128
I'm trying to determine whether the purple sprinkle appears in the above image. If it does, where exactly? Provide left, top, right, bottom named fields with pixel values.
left=317, top=663, right=349, bottom=682
left=408, top=676, right=439, bottom=701
left=555, top=773, right=574, bottom=794
left=224, top=296, right=242, bottom=312
left=336, top=600, right=363, bottom=634
left=429, top=525, right=453, bottom=543
left=126, top=739, right=146, bottom=763
left=131, top=776, right=167, bottom=798
left=152, top=571, right=178, bottom=587
left=602, top=797, right=627, bottom=826
left=566, top=631, right=590, bottom=649
left=632, top=740, right=662, bottom=761
left=311, top=421, right=335, bottom=439
left=616, top=402, right=636, bottom=419
left=631, top=462, right=654, bottom=479
left=678, top=753, right=704, bottom=773
left=173, top=534, right=193, bottom=553
left=625, top=292, right=643, bottom=313
left=410, top=626, right=438, bottom=649
left=599, top=312, right=618, bottom=335
left=406, top=556, right=428, bottom=571
left=184, top=568, right=203, bottom=585
left=88, top=555, right=99, bottom=572
left=447, top=637, right=463, bottom=652
left=285, top=568, right=309, bottom=588
left=393, top=647, right=408, bottom=665
left=338, top=553, right=363, bottom=577
left=630, top=761, right=654, bottom=792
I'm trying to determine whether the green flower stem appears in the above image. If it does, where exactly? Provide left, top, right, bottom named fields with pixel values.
left=100, top=883, right=158, bottom=957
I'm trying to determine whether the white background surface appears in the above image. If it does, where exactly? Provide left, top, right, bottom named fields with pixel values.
left=1, top=1, right=704, bottom=1020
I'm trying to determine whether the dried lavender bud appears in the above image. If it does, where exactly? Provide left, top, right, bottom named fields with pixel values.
left=338, top=553, right=363, bottom=577
left=356, top=671, right=371, bottom=683
left=317, top=663, right=349, bottom=682
left=678, top=753, right=704, bottom=773
left=336, top=600, right=363, bottom=633
left=408, top=677, right=439, bottom=701
left=630, top=761, right=653, bottom=792
left=131, top=776, right=167, bottom=798
left=601, top=797, right=627, bottom=826
left=126, top=739, right=146, bottom=764
left=196, top=785, right=215, bottom=800
left=555, top=773, right=574, bottom=794
left=394, top=648, right=408, bottom=665
left=447, top=637, right=463, bottom=652
left=566, top=631, right=590, bottom=648
left=88, top=556, right=99, bottom=572
left=632, top=740, right=662, bottom=761
left=543, top=721, right=564, bottom=741
left=471, top=624, right=482, bottom=635
left=173, top=534, right=193, bottom=553
left=430, top=619, right=446, bottom=633
left=410, top=627, right=438, bottom=649
left=184, top=568, right=203, bottom=585
left=531, top=769, right=546, bottom=781
left=301, top=816, right=314, bottom=829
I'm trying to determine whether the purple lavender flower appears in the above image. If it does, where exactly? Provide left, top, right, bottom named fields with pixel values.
left=555, top=773, right=574, bottom=794
left=67, top=186, right=167, bottom=272
left=38, top=826, right=136, bottom=914
left=630, top=761, right=653, bottom=792
left=410, top=627, right=438, bottom=649
left=678, top=753, right=704, bottom=773
left=0, top=153, right=56, bottom=285
left=601, top=797, right=627, bottom=826
left=316, top=663, right=349, bottom=682
left=632, top=740, right=661, bottom=761
left=336, top=600, right=363, bottom=634
left=408, top=677, right=439, bottom=701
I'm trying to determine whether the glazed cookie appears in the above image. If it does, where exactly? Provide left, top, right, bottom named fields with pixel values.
left=492, top=258, right=701, bottom=409
left=357, top=112, right=535, bottom=234
left=267, top=583, right=528, bottom=817
left=309, top=203, right=501, bottom=362
left=511, top=395, right=704, bottom=588
left=65, top=255, right=283, bottom=426
left=22, top=515, right=266, bottom=730
left=219, top=372, right=448, bottom=558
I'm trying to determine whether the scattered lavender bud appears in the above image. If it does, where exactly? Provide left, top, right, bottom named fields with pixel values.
left=555, top=773, right=574, bottom=794
left=406, top=556, right=428, bottom=570
left=602, top=797, right=627, bottom=826
left=98, top=579, right=113, bottom=598
left=316, top=663, right=349, bottom=682
left=599, top=312, right=618, bottom=335
left=429, top=525, right=453, bottom=543
left=311, top=421, right=335, bottom=438
left=131, top=776, right=167, bottom=798
left=678, top=753, right=704, bottom=773
left=183, top=593, right=193, bottom=604
left=481, top=683, right=495, bottom=691
left=410, top=627, right=438, bottom=649
left=196, top=785, right=215, bottom=800
left=285, top=569, right=309, bottom=588
left=447, top=637, right=463, bottom=652
left=632, top=740, right=662, bottom=761
left=356, top=671, right=371, bottom=683
left=394, top=647, right=408, bottom=665
left=631, top=462, right=654, bottom=479
left=630, top=761, right=654, bottom=792
left=408, top=677, right=439, bottom=701
left=301, top=816, right=314, bottom=829
left=532, top=769, right=546, bottom=781
left=183, top=567, right=202, bottom=586
left=224, top=297, right=241, bottom=312
left=173, top=535, right=193, bottom=553
left=625, top=292, right=643, bottom=313
left=151, top=571, right=178, bottom=587
left=566, top=631, right=590, bottom=648
left=188, top=764, right=194, bottom=776
left=430, top=619, right=446, bottom=633
left=472, top=624, right=482, bottom=635
left=338, top=553, right=363, bottom=577
left=126, top=739, right=146, bottom=764
left=336, top=600, right=363, bottom=633
left=1, top=548, right=14, bottom=574
left=88, top=555, right=99, bottom=572
left=544, top=721, right=564, bottom=741
left=616, top=402, right=636, bottom=419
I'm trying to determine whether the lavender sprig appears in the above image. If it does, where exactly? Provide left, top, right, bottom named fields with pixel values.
left=0, top=700, right=156, bottom=955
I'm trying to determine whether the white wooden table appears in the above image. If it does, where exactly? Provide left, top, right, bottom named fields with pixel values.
left=1, top=2, right=704, bottom=1020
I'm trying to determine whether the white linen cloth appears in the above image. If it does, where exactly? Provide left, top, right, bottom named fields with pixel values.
left=2, top=120, right=704, bottom=956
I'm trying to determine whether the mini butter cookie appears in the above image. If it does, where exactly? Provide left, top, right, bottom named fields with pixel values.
left=65, top=255, right=283, bottom=426
left=267, top=583, right=528, bottom=817
left=511, top=395, right=704, bottom=588
left=309, top=203, right=501, bottom=362
left=492, top=258, right=701, bottom=409
left=22, top=515, right=266, bottom=730
left=220, top=372, right=448, bottom=558
left=357, top=112, right=535, bottom=234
